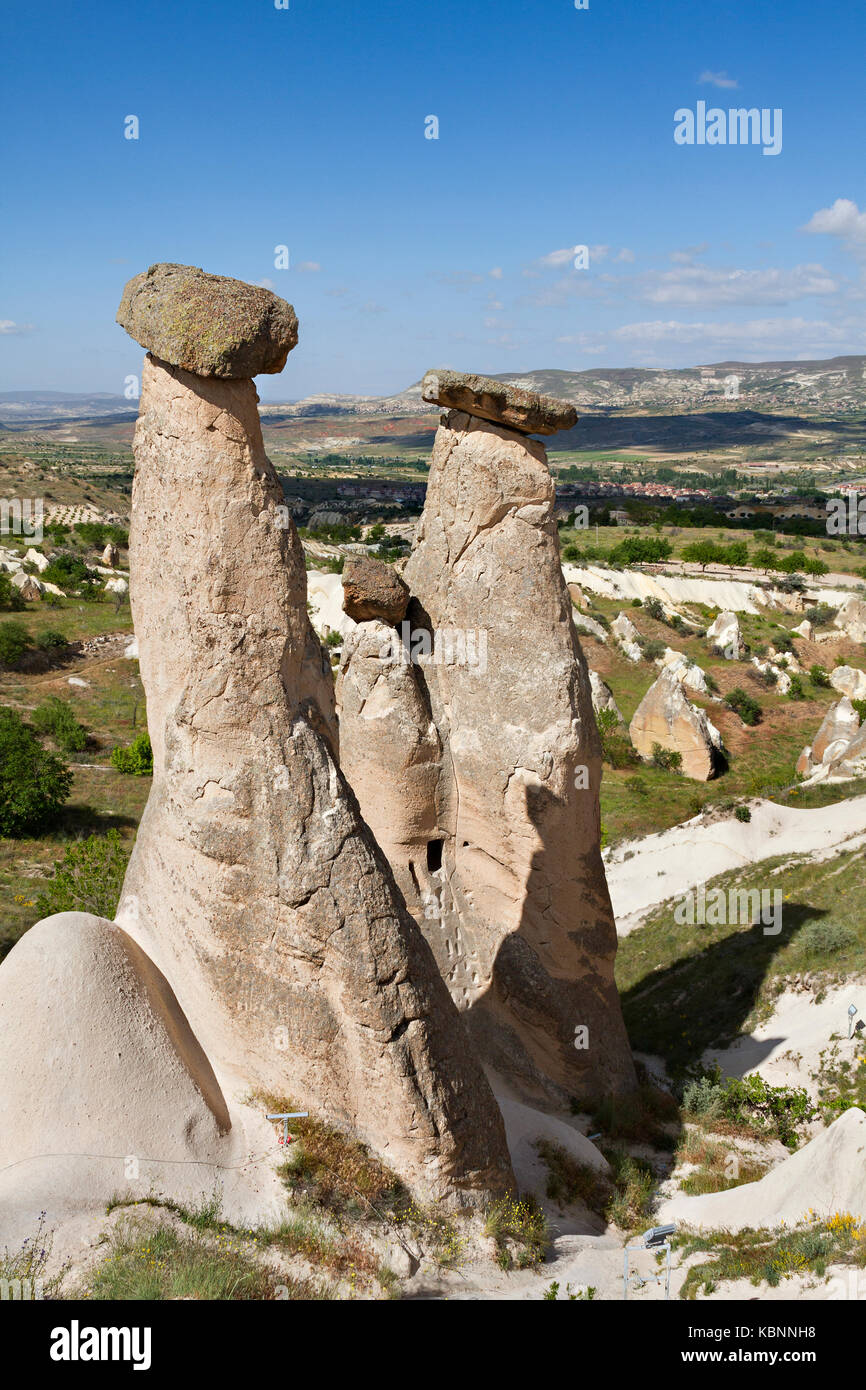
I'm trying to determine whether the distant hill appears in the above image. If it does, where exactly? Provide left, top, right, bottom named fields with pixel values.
left=262, top=356, right=866, bottom=419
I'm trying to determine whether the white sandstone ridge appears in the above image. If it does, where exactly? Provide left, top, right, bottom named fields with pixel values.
left=562, top=562, right=861, bottom=619
left=797, top=697, right=866, bottom=783
left=629, top=666, right=722, bottom=781
left=605, top=795, right=866, bottom=935
left=659, top=1108, right=866, bottom=1231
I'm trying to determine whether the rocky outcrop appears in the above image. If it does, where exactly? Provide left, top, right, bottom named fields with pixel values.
left=111, top=281, right=513, bottom=1207
left=117, top=263, right=299, bottom=378
left=611, top=611, right=642, bottom=662
left=830, top=664, right=866, bottom=700
left=11, top=570, right=42, bottom=600
left=341, top=555, right=409, bottom=624
left=0, top=913, right=251, bottom=1226
left=796, top=697, right=864, bottom=782
left=102, top=542, right=120, bottom=566
left=421, top=368, right=577, bottom=435
left=589, top=669, right=625, bottom=725
left=751, top=656, right=792, bottom=694
left=629, top=667, right=721, bottom=780
left=338, top=394, right=636, bottom=1107
left=706, top=610, right=742, bottom=659
left=834, top=596, right=866, bottom=644
left=659, top=646, right=710, bottom=696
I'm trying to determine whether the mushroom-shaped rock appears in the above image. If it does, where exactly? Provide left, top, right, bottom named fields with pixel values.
left=421, top=368, right=577, bottom=436
left=111, top=327, right=513, bottom=1206
left=117, top=263, right=298, bottom=378
left=341, top=555, right=409, bottom=624
left=629, top=667, right=720, bottom=780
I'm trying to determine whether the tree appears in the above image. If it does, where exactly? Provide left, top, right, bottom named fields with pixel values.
left=0, top=621, right=31, bottom=669
left=31, top=697, right=87, bottom=753
left=0, top=709, right=72, bottom=836
left=110, top=731, right=153, bottom=775
left=36, top=829, right=130, bottom=920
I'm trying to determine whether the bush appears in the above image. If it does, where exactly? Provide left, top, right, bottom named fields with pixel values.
left=852, top=699, right=866, bottom=723
left=725, top=687, right=762, bottom=726
left=31, top=697, right=87, bottom=753
left=809, top=664, right=831, bottom=688
left=637, top=636, right=666, bottom=662
left=786, top=674, right=806, bottom=701
left=624, top=775, right=648, bottom=796
left=110, top=731, right=153, bottom=776
left=0, top=621, right=31, bottom=669
left=795, top=921, right=856, bottom=957
left=805, top=604, right=837, bottom=627
left=651, top=743, right=682, bottom=773
left=35, top=629, right=67, bottom=651
left=642, top=597, right=665, bottom=621
left=36, top=829, right=131, bottom=920
left=41, top=551, right=97, bottom=591
left=0, top=572, right=26, bottom=611
left=0, top=708, right=72, bottom=836
left=734, top=805, right=751, bottom=823
left=682, top=1067, right=814, bottom=1145
left=597, top=708, right=638, bottom=769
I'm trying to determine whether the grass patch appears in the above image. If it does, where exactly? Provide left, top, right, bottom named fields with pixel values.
left=82, top=1216, right=327, bottom=1301
left=676, top=1213, right=866, bottom=1299
left=536, top=1140, right=656, bottom=1233
left=484, top=1195, right=549, bottom=1270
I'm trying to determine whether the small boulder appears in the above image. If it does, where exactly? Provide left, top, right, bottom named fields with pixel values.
left=830, top=665, right=866, bottom=701
left=611, top=611, right=642, bottom=662
left=706, top=610, right=742, bottom=659
left=102, top=543, right=120, bottom=566
left=117, top=263, right=298, bottom=378
left=420, top=368, right=576, bottom=436
left=23, top=548, right=49, bottom=573
left=11, top=570, right=42, bottom=601
left=341, top=556, right=409, bottom=624
left=629, top=667, right=720, bottom=781
left=589, top=669, right=625, bottom=725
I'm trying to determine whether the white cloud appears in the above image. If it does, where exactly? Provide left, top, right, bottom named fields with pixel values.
left=638, top=263, right=838, bottom=306
left=670, top=242, right=710, bottom=264
left=802, top=198, right=866, bottom=250
left=614, top=248, right=635, bottom=263
left=539, top=247, right=575, bottom=268
left=256, top=277, right=276, bottom=290
left=698, top=70, right=738, bottom=89
left=0, top=320, right=34, bottom=335
left=489, top=266, right=503, bottom=279
left=295, top=261, right=321, bottom=272
left=612, top=316, right=864, bottom=351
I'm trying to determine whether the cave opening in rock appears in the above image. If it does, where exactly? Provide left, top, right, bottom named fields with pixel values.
left=426, top=839, right=444, bottom=873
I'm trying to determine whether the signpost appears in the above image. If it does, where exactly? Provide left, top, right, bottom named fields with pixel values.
left=267, top=1111, right=308, bottom=1147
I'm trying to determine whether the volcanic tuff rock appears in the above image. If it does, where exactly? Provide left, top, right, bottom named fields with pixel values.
left=589, top=668, right=625, bottom=725
left=834, top=595, right=866, bottom=644
left=421, top=368, right=578, bottom=436
left=629, top=667, right=720, bottom=780
left=116, top=263, right=299, bottom=377
left=112, top=302, right=513, bottom=1204
left=611, top=611, right=642, bottom=662
left=706, top=610, right=743, bottom=659
left=796, top=697, right=866, bottom=782
left=338, top=404, right=636, bottom=1105
left=830, top=664, right=866, bottom=700
left=341, top=555, right=410, bottom=624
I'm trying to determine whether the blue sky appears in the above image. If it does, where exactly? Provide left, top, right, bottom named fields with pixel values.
left=1, top=0, right=864, bottom=399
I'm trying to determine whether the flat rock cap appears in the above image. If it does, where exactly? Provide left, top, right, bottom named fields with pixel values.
left=421, top=368, right=577, bottom=436
left=342, top=555, right=410, bottom=625
left=117, top=263, right=298, bottom=378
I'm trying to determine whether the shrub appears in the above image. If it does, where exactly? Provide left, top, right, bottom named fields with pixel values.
left=643, top=597, right=665, bottom=621
left=110, top=731, right=153, bottom=776
left=0, top=621, right=31, bottom=668
left=651, top=743, right=682, bottom=773
left=852, top=699, right=866, bottom=723
left=41, top=551, right=97, bottom=591
left=597, top=708, right=637, bottom=769
left=795, top=921, right=856, bottom=957
left=725, top=687, right=763, bottom=726
left=31, top=697, right=87, bottom=753
left=734, top=805, right=751, bottom=823
left=682, top=1074, right=725, bottom=1119
left=36, top=829, right=130, bottom=919
left=805, top=604, right=837, bottom=627
left=0, top=708, right=72, bottom=835
left=35, top=629, right=67, bottom=651
left=809, top=664, right=831, bottom=687
left=0, top=572, right=26, bottom=611
left=637, top=636, right=666, bottom=662
left=624, top=775, right=648, bottom=796
left=786, top=674, right=806, bottom=701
